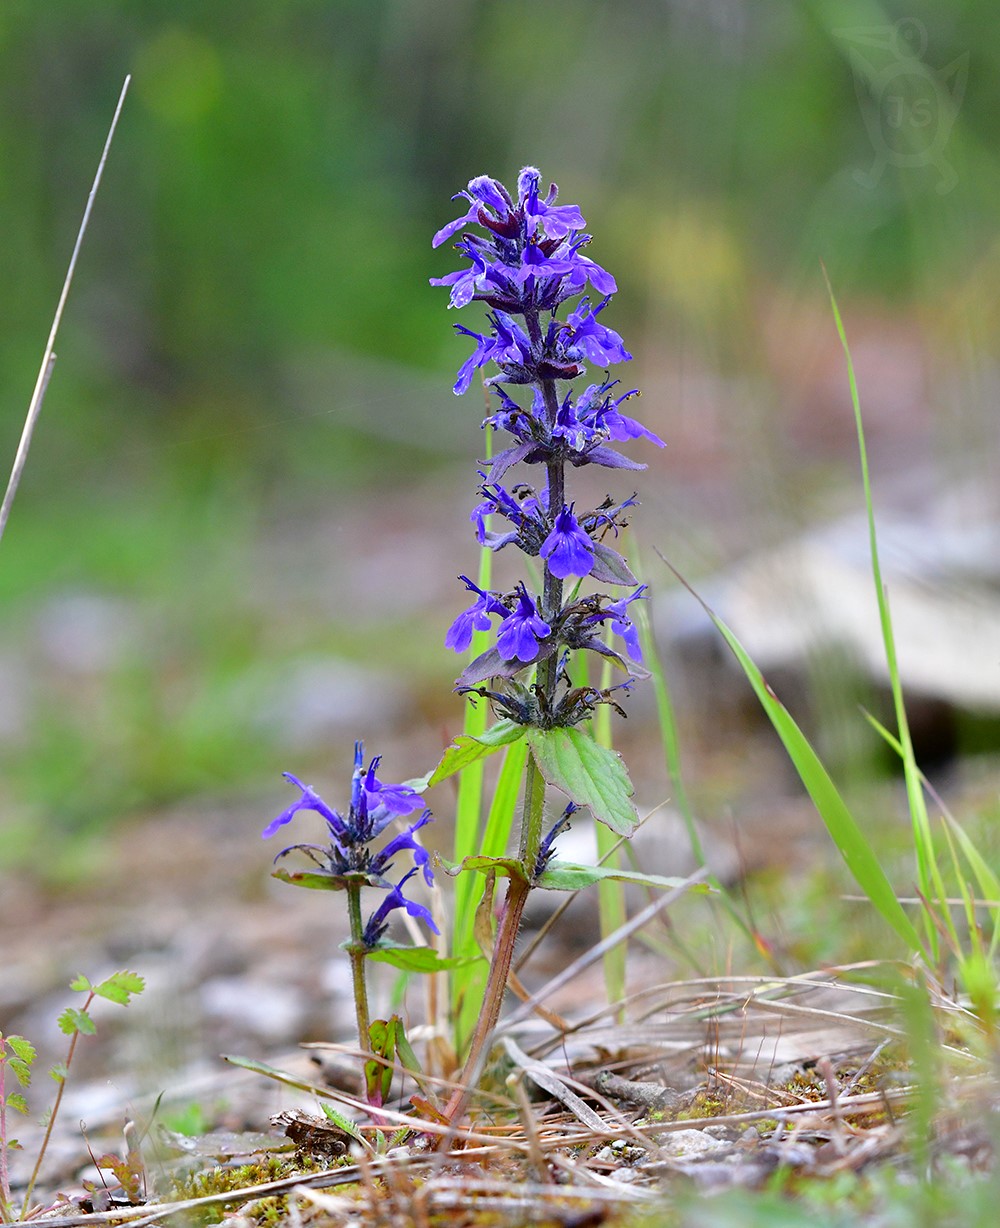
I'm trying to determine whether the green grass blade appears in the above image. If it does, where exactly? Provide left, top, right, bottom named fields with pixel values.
left=670, top=563, right=922, bottom=954
left=863, top=707, right=1000, bottom=960
left=633, top=561, right=766, bottom=958
left=824, top=268, right=937, bottom=956
left=448, top=449, right=497, bottom=1046
left=592, top=655, right=627, bottom=1013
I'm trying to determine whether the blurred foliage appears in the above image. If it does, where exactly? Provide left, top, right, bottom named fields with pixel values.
left=2, top=1, right=998, bottom=459
left=1, top=0, right=999, bottom=852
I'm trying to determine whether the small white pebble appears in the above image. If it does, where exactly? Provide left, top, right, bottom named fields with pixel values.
left=658, top=1129, right=726, bottom=1158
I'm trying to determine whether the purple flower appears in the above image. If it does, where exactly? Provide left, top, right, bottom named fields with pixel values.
left=362, top=868, right=440, bottom=948
left=445, top=575, right=507, bottom=653
left=596, top=395, right=665, bottom=449
left=370, top=811, right=435, bottom=885
left=560, top=237, right=618, bottom=296
left=452, top=311, right=536, bottom=396
left=550, top=382, right=663, bottom=468
left=431, top=175, right=514, bottom=248
left=565, top=298, right=632, bottom=366
left=605, top=585, right=648, bottom=662
left=496, top=584, right=552, bottom=663
left=355, top=749, right=424, bottom=840
left=452, top=324, right=501, bottom=395
left=511, top=240, right=581, bottom=290
left=518, top=167, right=585, bottom=240
left=262, top=772, right=345, bottom=840
left=540, top=504, right=595, bottom=580
left=429, top=241, right=492, bottom=309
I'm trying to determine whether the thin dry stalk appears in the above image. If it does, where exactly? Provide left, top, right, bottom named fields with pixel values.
left=0, top=76, right=130, bottom=548
left=506, top=1068, right=550, bottom=1183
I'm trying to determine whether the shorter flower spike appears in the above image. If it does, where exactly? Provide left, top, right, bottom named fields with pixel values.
left=264, top=746, right=434, bottom=901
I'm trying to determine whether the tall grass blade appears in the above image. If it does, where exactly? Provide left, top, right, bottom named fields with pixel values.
left=823, top=266, right=937, bottom=957
left=863, top=708, right=1000, bottom=961
left=664, top=557, right=923, bottom=955
left=634, top=592, right=764, bottom=955
left=592, top=657, right=627, bottom=1013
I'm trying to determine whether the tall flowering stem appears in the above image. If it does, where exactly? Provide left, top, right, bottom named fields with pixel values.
left=433, top=169, right=664, bottom=1122
left=262, top=744, right=439, bottom=1104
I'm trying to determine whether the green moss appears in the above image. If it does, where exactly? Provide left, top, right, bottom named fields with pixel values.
left=166, top=1153, right=341, bottom=1227
left=674, top=1091, right=728, bottom=1120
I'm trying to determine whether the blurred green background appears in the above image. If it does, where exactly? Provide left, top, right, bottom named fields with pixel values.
left=1, top=0, right=998, bottom=873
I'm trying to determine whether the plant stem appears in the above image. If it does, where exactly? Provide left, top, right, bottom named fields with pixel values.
left=20, top=994, right=93, bottom=1217
left=345, top=883, right=372, bottom=1054
left=445, top=752, right=547, bottom=1125
left=1, top=1050, right=11, bottom=1223
left=443, top=338, right=569, bottom=1127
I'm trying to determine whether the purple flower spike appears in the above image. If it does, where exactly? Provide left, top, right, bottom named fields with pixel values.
left=362, top=868, right=440, bottom=948
left=540, top=504, right=595, bottom=580
left=496, top=585, right=552, bottom=663
left=263, top=772, right=346, bottom=840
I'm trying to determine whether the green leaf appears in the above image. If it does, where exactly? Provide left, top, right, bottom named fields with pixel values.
left=319, top=1102, right=365, bottom=1144
left=427, top=720, right=526, bottom=787
left=526, top=727, right=638, bottom=836
left=49, top=1062, right=67, bottom=1084
left=69, top=974, right=92, bottom=993
left=93, top=970, right=145, bottom=1006
left=366, top=945, right=482, bottom=973
left=365, top=1020, right=395, bottom=1105
left=388, top=1015, right=422, bottom=1079
left=591, top=540, right=637, bottom=586
left=537, top=860, right=710, bottom=894
left=8, top=1059, right=32, bottom=1087
left=439, top=854, right=528, bottom=882
left=691, top=592, right=922, bottom=953
left=7, top=1035, right=36, bottom=1066
left=272, top=868, right=347, bottom=891
left=6, top=1092, right=28, bottom=1116
left=368, top=1018, right=391, bottom=1056
left=57, top=1008, right=96, bottom=1037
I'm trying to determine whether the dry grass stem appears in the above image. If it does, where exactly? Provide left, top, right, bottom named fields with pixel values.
left=0, top=76, right=130, bottom=547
